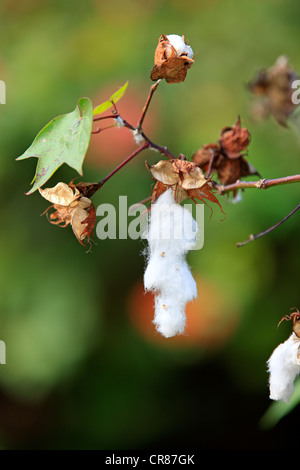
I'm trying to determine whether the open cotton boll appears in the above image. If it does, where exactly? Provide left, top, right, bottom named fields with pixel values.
left=267, top=333, right=300, bottom=403
left=144, top=252, right=197, bottom=302
left=154, top=294, right=187, bottom=338
left=145, top=189, right=198, bottom=253
left=152, top=274, right=197, bottom=338
left=167, top=34, right=194, bottom=59
left=144, top=189, right=198, bottom=337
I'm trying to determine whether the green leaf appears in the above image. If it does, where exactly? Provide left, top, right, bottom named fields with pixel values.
left=93, top=82, right=128, bottom=116
left=17, top=97, right=93, bottom=195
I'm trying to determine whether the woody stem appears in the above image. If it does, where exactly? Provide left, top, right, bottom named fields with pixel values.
left=215, top=174, right=300, bottom=194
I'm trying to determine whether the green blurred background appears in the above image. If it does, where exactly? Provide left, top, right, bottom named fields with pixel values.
left=0, top=0, right=299, bottom=450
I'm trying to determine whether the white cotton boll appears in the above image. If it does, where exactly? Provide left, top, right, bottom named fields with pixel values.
left=267, top=333, right=300, bottom=403
left=166, top=34, right=194, bottom=59
left=143, top=189, right=198, bottom=338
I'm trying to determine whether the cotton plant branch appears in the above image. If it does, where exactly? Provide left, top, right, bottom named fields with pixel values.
left=93, top=108, right=300, bottom=249
left=88, top=80, right=177, bottom=196
left=94, top=86, right=300, bottom=199
left=83, top=34, right=195, bottom=202
left=111, top=84, right=176, bottom=160
left=92, top=78, right=176, bottom=160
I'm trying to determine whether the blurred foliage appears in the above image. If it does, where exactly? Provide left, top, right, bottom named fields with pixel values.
left=260, top=378, right=300, bottom=429
left=0, top=0, right=299, bottom=450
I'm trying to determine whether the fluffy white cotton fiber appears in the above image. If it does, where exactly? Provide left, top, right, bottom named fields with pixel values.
left=267, top=333, right=300, bottom=403
left=144, top=189, right=198, bottom=338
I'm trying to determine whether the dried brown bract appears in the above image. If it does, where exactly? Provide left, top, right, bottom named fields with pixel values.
left=248, top=56, right=298, bottom=127
left=146, top=157, right=224, bottom=214
left=39, top=182, right=80, bottom=206
left=278, top=308, right=300, bottom=338
left=219, top=117, right=251, bottom=159
left=192, top=118, right=259, bottom=193
left=150, top=34, right=194, bottom=84
left=39, top=182, right=96, bottom=247
left=69, top=180, right=102, bottom=199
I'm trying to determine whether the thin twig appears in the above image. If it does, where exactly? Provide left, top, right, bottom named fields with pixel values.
left=128, top=196, right=152, bottom=213
left=140, top=133, right=176, bottom=159
left=237, top=202, right=300, bottom=247
left=99, top=143, right=150, bottom=186
left=137, top=79, right=161, bottom=130
left=93, top=114, right=116, bottom=123
left=92, top=124, right=116, bottom=134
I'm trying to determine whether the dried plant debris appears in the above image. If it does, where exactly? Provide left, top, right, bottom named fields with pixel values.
left=39, top=182, right=96, bottom=247
left=248, top=56, right=299, bottom=127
